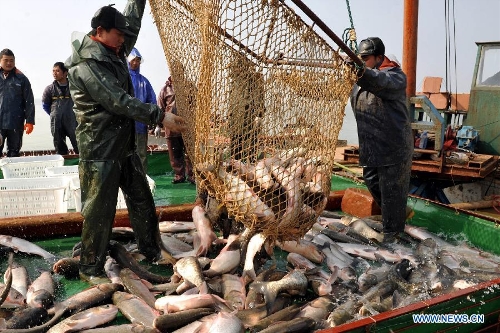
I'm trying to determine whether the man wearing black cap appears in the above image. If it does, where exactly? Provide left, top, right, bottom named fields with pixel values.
left=65, top=0, right=185, bottom=284
left=349, top=37, right=414, bottom=244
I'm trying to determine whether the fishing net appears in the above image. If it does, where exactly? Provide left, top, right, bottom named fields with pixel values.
left=149, top=0, right=357, bottom=241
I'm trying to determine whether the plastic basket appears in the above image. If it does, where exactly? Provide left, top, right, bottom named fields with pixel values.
left=0, top=177, right=70, bottom=217
left=72, top=175, right=156, bottom=212
left=0, top=155, right=65, bottom=179
left=45, top=165, right=79, bottom=210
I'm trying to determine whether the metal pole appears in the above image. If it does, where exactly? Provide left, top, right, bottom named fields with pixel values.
left=403, top=0, right=419, bottom=99
left=287, top=0, right=363, bottom=67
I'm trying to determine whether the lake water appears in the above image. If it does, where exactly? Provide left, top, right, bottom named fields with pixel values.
left=21, top=100, right=358, bottom=151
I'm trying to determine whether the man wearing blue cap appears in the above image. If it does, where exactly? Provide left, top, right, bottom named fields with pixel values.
left=65, top=0, right=186, bottom=284
left=128, top=47, right=156, bottom=173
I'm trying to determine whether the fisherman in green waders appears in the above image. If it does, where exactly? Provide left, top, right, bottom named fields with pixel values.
left=349, top=37, right=414, bottom=244
left=65, top=0, right=186, bottom=284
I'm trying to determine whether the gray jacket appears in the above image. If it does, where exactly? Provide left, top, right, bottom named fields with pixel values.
left=350, top=64, right=413, bottom=167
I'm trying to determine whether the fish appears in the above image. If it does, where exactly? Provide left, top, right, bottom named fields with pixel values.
left=104, top=257, right=122, bottom=284
left=154, top=293, right=231, bottom=313
left=7, top=262, right=30, bottom=298
left=321, top=244, right=357, bottom=282
left=46, top=304, right=118, bottom=333
left=0, top=252, right=14, bottom=308
left=26, top=270, right=55, bottom=309
left=80, top=324, right=161, bottom=332
left=4, top=307, right=48, bottom=329
left=0, top=235, right=57, bottom=263
left=267, top=163, right=302, bottom=229
left=192, top=205, right=218, bottom=256
left=244, top=266, right=285, bottom=310
left=52, top=257, right=80, bottom=279
left=258, top=317, right=315, bottom=333
left=0, top=283, right=25, bottom=309
left=249, top=269, right=308, bottom=313
left=250, top=304, right=302, bottom=331
left=276, top=239, right=324, bottom=264
left=295, top=295, right=337, bottom=322
left=108, top=240, right=170, bottom=284
left=221, top=274, right=246, bottom=311
left=349, top=219, right=384, bottom=243
left=153, top=308, right=215, bottom=332
left=218, top=168, right=276, bottom=226
left=198, top=311, right=245, bottom=333
left=174, top=256, right=207, bottom=294
left=242, top=233, right=266, bottom=281
left=387, top=259, right=422, bottom=295
left=358, top=296, right=393, bottom=316
left=204, top=235, right=241, bottom=277
left=119, top=268, right=157, bottom=309
left=112, top=291, right=160, bottom=327
left=158, top=221, right=196, bottom=233
left=49, top=283, right=123, bottom=316
left=358, top=263, right=392, bottom=292
left=236, top=295, right=292, bottom=328
left=160, top=234, right=194, bottom=255
left=326, top=297, right=357, bottom=328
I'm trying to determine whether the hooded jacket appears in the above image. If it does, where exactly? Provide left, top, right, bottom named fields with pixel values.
left=65, top=0, right=163, bottom=160
left=0, top=67, right=35, bottom=130
left=127, top=47, right=157, bottom=135
left=350, top=56, right=413, bottom=167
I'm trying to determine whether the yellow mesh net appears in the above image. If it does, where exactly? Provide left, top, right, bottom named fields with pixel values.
left=149, top=0, right=357, bottom=241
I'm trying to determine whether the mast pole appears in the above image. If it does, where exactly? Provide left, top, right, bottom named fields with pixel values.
left=402, top=0, right=419, bottom=100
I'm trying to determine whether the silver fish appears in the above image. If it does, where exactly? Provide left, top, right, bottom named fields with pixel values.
left=6, top=262, right=30, bottom=299
left=47, top=304, right=118, bottom=333
left=174, top=256, right=207, bottom=293
left=112, top=291, right=160, bottom=327
left=0, top=235, right=57, bottom=263
left=192, top=205, right=217, bottom=256
left=204, top=235, right=241, bottom=277
left=119, top=268, right=157, bottom=309
left=26, top=270, right=55, bottom=309
left=249, top=269, right=308, bottom=313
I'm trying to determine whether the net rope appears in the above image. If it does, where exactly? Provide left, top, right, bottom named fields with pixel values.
left=149, top=0, right=357, bottom=242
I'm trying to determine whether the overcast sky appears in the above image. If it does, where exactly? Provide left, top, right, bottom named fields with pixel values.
left=2, top=0, right=499, bottom=99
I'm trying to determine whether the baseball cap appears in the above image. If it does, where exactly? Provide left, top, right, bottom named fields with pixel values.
left=358, top=37, right=385, bottom=57
left=91, top=5, right=136, bottom=37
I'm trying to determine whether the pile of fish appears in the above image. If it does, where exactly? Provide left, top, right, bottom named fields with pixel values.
left=1, top=208, right=500, bottom=332
left=198, top=147, right=331, bottom=241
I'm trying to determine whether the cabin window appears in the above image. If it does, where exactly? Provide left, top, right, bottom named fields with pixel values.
left=477, top=45, right=500, bottom=87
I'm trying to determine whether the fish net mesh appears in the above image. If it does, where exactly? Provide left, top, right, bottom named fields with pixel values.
left=149, top=0, right=357, bottom=241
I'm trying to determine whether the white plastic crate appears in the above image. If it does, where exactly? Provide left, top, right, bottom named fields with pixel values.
left=0, top=155, right=64, bottom=179
left=0, top=177, right=70, bottom=217
left=45, top=165, right=79, bottom=210
left=72, top=175, right=156, bottom=212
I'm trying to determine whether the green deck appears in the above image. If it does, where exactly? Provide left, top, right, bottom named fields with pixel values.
left=1, top=155, right=500, bottom=331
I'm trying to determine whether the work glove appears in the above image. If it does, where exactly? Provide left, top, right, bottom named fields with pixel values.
left=24, top=123, right=34, bottom=135
left=154, top=125, right=162, bottom=138
left=162, top=112, right=187, bottom=133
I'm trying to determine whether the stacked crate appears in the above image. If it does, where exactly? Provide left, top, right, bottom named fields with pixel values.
left=0, top=155, right=68, bottom=217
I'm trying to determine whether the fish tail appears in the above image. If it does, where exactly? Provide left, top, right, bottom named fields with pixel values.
left=251, top=281, right=277, bottom=314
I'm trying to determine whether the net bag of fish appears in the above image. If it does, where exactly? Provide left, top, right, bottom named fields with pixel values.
left=149, top=0, right=357, bottom=241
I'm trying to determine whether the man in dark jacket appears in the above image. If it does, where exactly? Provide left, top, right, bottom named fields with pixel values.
left=65, top=0, right=186, bottom=283
left=42, top=62, right=79, bottom=155
left=350, top=37, right=413, bottom=243
left=0, top=48, right=35, bottom=157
